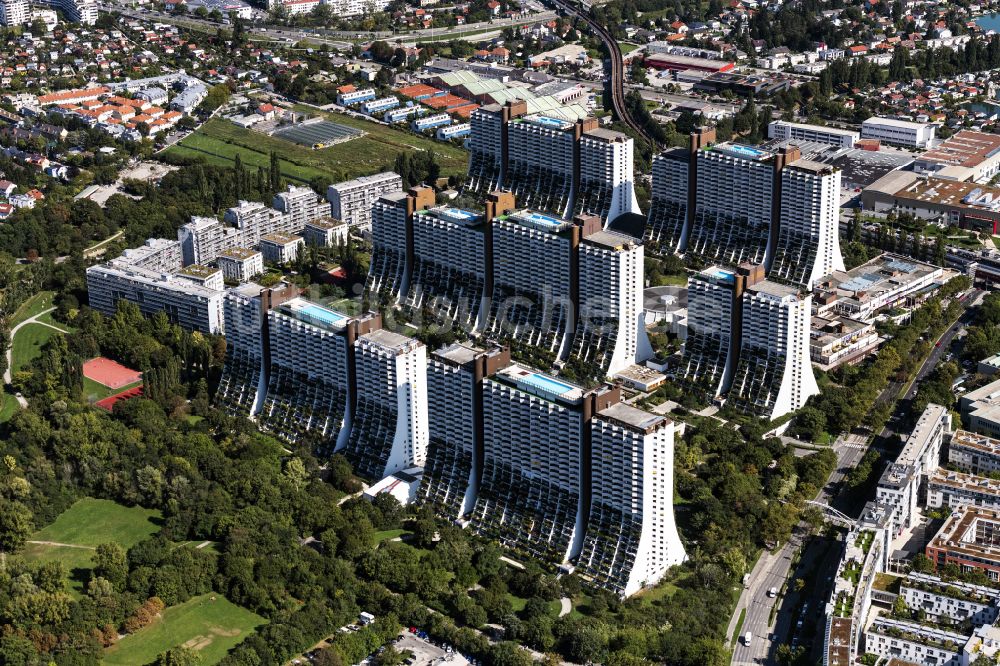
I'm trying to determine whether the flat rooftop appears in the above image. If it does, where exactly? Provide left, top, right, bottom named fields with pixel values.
left=360, top=328, right=423, bottom=353
left=864, top=116, right=929, bottom=130
left=419, top=206, right=483, bottom=228
left=927, top=505, right=1000, bottom=563
left=918, top=130, right=1000, bottom=169
left=748, top=279, right=800, bottom=299
left=261, top=232, right=302, bottom=244
left=818, top=253, right=940, bottom=303
left=710, top=142, right=772, bottom=161
left=503, top=209, right=573, bottom=233
left=433, top=341, right=486, bottom=365
left=583, top=229, right=637, bottom=250
left=305, top=216, right=347, bottom=229
left=520, top=114, right=573, bottom=131
left=951, top=429, right=1000, bottom=456
left=787, top=158, right=837, bottom=175
left=929, top=468, right=1000, bottom=497
left=596, top=401, right=667, bottom=433
left=495, top=364, right=584, bottom=404
left=892, top=175, right=1000, bottom=212
left=177, top=264, right=220, bottom=279
left=218, top=247, right=260, bottom=260
left=699, top=265, right=736, bottom=284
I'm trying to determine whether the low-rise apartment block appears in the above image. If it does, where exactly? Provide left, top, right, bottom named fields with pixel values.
left=260, top=232, right=304, bottom=265
left=327, top=172, right=403, bottom=230
left=216, top=248, right=264, bottom=284
left=949, top=430, right=1000, bottom=475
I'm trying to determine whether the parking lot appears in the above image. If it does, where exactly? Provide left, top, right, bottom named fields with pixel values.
left=396, top=632, right=470, bottom=666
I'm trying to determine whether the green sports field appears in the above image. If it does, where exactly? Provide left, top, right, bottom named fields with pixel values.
left=103, top=594, right=266, bottom=666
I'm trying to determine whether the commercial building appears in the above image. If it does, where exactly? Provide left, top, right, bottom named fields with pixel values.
left=216, top=248, right=263, bottom=284
left=960, top=378, right=1000, bottom=438
left=342, top=329, right=429, bottom=480
left=768, top=159, right=845, bottom=290
left=926, top=506, right=1000, bottom=581
left=728, top=280, right=819, bottom=419
left=576, top=403, right=686, bottom=597
left=86, top=262, right=224, bottom=334
left=813, top=253, right=946, bottom=322
left=327, top=172, right=403, bottom=230
left=642, top=52, right=735, bottom=73
left=260, top=232, right=304, bottom=265
left=767, top=120, right=859, bottom=148
left=809, top=314, right=880, bottom=370
left=861, top=116, right=936, bottom=148
left=914, top=130, right=1000, bottom=183
left=464, top=102, right=639, bottom=224
left=949, top=430, right=1000, bottom=476
left=862, top=171, right=1000, bottom=235
left=302, top=217, right=348, bottom=248
left=417, top=343, right=510, bottom=521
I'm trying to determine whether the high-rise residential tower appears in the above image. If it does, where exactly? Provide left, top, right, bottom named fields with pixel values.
left=505, top=115, right=578, bottom=218
left=364, top=186, right=435, bottom=304
left=471, top=364, right=619, bottom=563
left=343, top=329, right=429, bottom=480
left=768, top=160, right=846, bottom=290
left=728, top=280, right=819, bottom=419
left=577, top=403, right=686, bottom=597
left=573, top=127, right=641, bottom=224
left=644, top=128, right=716, bottom=253
left=417, top=343, right=510, bottom=521
left=327, top=172, right=403, bottom=230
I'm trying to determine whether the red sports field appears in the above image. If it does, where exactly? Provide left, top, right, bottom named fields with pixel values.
left=95, top=386, right=143, bottom=411
left=83, top=357, right=142, bottom=389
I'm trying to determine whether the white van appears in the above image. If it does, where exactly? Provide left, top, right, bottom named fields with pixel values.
left=744, top=631, right=752, bottom=647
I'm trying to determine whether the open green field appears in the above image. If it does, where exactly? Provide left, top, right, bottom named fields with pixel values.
left=11, top=323, right=61, bottom=373
left=22, top=499, right=162, bottom=597
left=165, top=116, right=467, bottom=186
left=294, top=107, right=468, bottom=177
left=33, top=498, right=161, bottom=548
left=10, top=290, right=55, bottom=328
left=104, top=594, right=266, bottom=666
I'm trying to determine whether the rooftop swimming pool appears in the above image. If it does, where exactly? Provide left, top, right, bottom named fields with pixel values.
left=530, top=115, right=571, bottom=129
left=298, top=303, right=348, bottom=326
left=718, top=143, right=769, bottom=160
left=518, top=211, right=564, bottom=229
left=520, top=372, right=574, bottom=397
left=710, top=268, right=735, bottom=282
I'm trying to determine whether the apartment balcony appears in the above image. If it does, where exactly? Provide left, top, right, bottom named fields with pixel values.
left=416, top=436, right=473, bottom=521
left=342, top=397, right=397, bottom=481
left=259, top=365, right=346, bottom=456
left=644, top=197, right=687, bottom=253
left=504, top=161, right=572, bottom=218
left=402, top=260, right=484, bottom=331
left=686, top=210, right=769, bottom=266
left=769, top=229, right=820, bottom=288
left=215, top=346, right=261, bottom=417
left=364, top=248, right=406, bottom=304
left=465, top=150, right=503, bottom=197
left=573, top=180, right=613, bottom=221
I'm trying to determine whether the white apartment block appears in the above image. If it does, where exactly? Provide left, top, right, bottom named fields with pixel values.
left=260, top=233, right=303, bottom=264
left=505, top=115, right=577, bottom=218
left=577, top=403, right=686, bottom=597
left=37, top=0, right=96, bottom=23
left=216, top=248, right=263, bottom=284
left=688, top=143, right=775, bottom=266
left=272, top=185, right=327, bottom=230
left=770, top=160, right=845, bottom=290
left=644, top=149, right=690, bottom=252
left=327, top=171, right=402, bottom=230
left=573, top=230, right=652, bottom=377
left=861, top=116, right=936, bottom=148
left=680, top=266, right=739, bottom=396
left=767, top=120, right=859, bottom=148
left=118, top=237, right=183, bottom=273
left=728, top=280, right=819, bottom=419
left=0, top=0, right=30, bottom=26
left=344, top=329, right=429, bottom=480
left=471, top=364, right=594, bottom=563
left=865, top=617, right=965, bottom=666
left=404, top=205, right=487, bottom=331
left=575, top=127, right=641, bottom=225
left=178, top=216, right=239, bottom=267
left=323, top=0, right=389, bottom=17
left=337, top=89, right=376, bottom=106
left=928, top=469, right=1000, bottom=512
left=960, top=378, right=1000, bottom=439
left=86, top=263, right=224, bottom=334
left=417, top=343, right=508, bottom=521
left=949, top=430, right=1000, bottom=476
left=176, top=264, right=224, bottom=291
left=260, top=297, right=355, bottom=453
left=302, top=218, right=348, bottom=247
left=901, top=573, right=1000, bottom=626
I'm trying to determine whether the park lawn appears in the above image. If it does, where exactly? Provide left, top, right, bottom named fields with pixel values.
left=0, top=388, right=20, bottom=423
left=374, top=528, right=411, bottom=543
left=32, top=498, right=161, bottom=549
left=11, top=323, right=61, bottom=373
left=19, top=542, right=95, bottom=599
left=35, top=310, right=72, bottom=332
left=82, top=377, right=142, bottom=403
left=620, top=42, right=641, bottom=54
left=10, top=290, right=55, bottom=328
left=293, top=106, right=469, bottom=178
left=103, top=594, right=266, bottom=666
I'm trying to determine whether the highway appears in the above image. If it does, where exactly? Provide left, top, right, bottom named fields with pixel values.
left=543, top=0, right=660, bottom=147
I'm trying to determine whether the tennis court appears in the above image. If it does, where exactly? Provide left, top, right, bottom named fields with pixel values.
left=83, top=357, right=143, bottom=389
left=96, top=386, right=144, bottom=412
left=272, top=120, right=364, bottom=149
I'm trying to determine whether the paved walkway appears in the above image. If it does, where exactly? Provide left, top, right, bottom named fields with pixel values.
left=27, top=540, right=95, bottom=550
left=4, top=307, right=62, bottom=408
left=558, top=597, right=572, bottom=617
